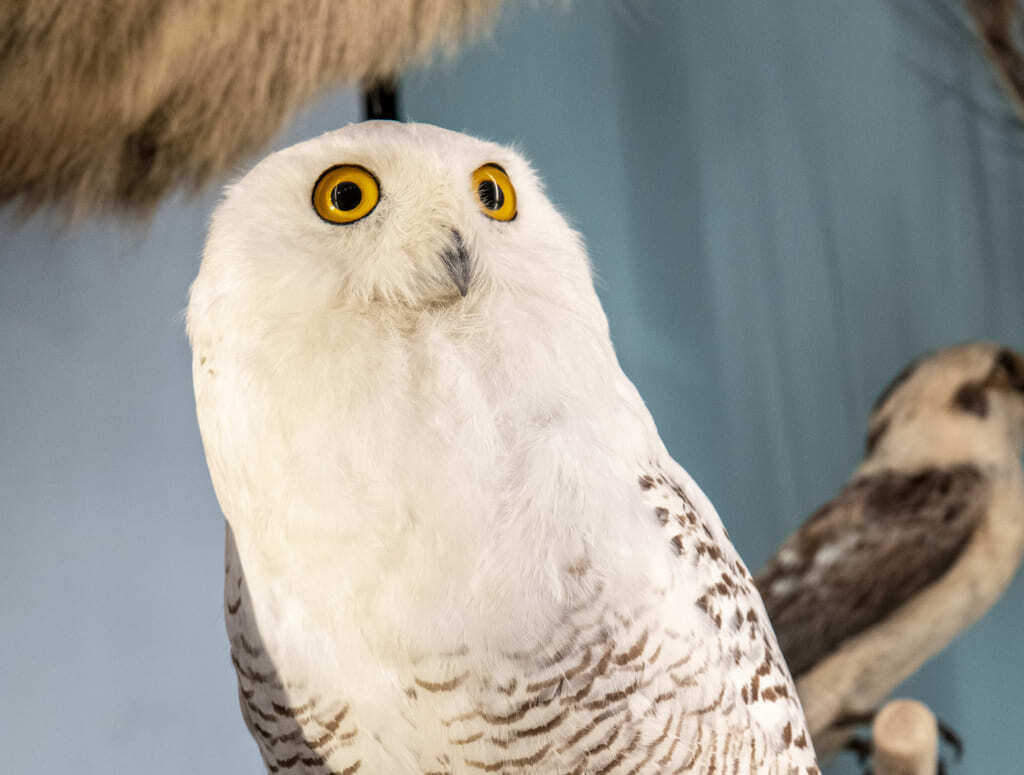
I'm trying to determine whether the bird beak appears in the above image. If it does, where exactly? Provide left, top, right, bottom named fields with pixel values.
left=441, top=229, right=471, bottom=297
left=990, top=348, right=1024, bottom=393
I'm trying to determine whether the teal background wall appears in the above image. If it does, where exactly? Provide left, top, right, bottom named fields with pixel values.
left=2, top=1, right=1023, bottom=773
left=403, top=1, right=1024, bottom=772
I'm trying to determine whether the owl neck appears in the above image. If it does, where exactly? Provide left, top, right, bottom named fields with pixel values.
left=205, top=295, right=667, bottom=648
left=208, top=291, right=661, bottom=549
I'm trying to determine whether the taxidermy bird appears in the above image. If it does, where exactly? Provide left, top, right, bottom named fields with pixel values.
left=187, top=121, right=819, bottom=774
left=755, top=342, right=1024, bottom=751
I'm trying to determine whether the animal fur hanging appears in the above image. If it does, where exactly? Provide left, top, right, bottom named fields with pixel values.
left=0, top=1, right=503, bottom=216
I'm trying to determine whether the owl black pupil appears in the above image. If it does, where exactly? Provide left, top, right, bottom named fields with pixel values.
left=332, top=181, right=362, bottom=211
left=478, top=179, right=504, bottom=210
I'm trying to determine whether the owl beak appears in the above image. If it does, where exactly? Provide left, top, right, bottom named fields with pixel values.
left=441, top=229, right=471, bottom=297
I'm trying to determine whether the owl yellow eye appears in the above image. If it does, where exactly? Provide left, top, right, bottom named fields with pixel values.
left=312, top=165, right=380, bottom=224
left=472, top=164, right=517, bottom=221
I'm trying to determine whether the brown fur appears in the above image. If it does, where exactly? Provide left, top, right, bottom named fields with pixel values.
left=0, top=0, right=503, bottom=217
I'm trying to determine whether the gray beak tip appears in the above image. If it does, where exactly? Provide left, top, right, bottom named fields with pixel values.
left=442, top=229, right=472, bottom=297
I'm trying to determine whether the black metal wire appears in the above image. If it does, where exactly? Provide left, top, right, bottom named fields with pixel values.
left=364, top=80, right=401, bottom=121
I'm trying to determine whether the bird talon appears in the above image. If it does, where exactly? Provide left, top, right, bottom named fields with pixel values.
left=842, top=734, right=873, bottom=764
left=937, top=718, right=964, bottom=761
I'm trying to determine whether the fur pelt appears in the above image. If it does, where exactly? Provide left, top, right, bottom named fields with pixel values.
left=0, top=1, right=503, bottom=216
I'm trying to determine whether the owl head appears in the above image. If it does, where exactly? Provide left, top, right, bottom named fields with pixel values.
left=186, top=122, right=640, bottom=530
left=187, top=121, right=655, bottom=580
left=189, top=121, right=599, bottom=337
left=864, top=342, right=1024, bottom=466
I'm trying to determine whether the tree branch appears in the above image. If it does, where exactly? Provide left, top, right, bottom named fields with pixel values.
left=873, top=699, right=939, bottom=775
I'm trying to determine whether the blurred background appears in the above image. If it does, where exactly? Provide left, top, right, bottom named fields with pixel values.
left=2, top=1, right=1023, bottom=772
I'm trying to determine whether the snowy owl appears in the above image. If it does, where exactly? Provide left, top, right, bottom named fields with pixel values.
left=187, top=121, right=819, bottom=775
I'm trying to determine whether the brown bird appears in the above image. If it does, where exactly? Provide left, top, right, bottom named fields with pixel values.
left=755, top=342, right=1024, bottom=753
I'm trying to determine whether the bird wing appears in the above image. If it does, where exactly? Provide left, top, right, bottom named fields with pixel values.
left=754, top=464, right=989, bottom=679
left=225, top=525, right=364, bottom=775
left=638, top=463, right=821, bottom=772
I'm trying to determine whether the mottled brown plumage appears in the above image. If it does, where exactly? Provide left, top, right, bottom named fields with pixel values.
left=757, top=464, right=987, bottom=678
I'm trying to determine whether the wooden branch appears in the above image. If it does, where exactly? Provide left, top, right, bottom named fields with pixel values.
left=966, top=0, right=1024, bottom=123
left=797, top=468, right=1024, bottom=756
left=873, top=699, right=939, bottom=775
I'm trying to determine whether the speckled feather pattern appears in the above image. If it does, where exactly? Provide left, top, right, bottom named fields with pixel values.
left=225, top=466, right=817, bottom=775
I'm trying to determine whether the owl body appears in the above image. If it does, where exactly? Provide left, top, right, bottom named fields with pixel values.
left=189, top=121, right=817, bottom=774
